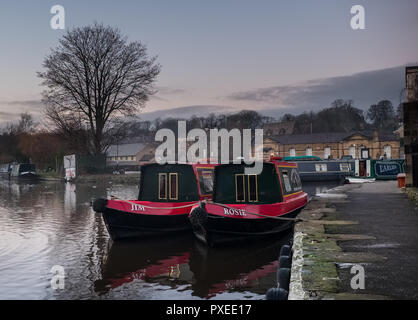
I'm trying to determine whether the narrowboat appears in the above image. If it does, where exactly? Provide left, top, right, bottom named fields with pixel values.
left=188, top=160, right=308, bottom=246
left=10, top=163, right=39, bottom=179
left=92, top=162, right=216, bottom=240
left=347, top=159, right=405, bottom=182
left=282, top=156, right=355, bottom=182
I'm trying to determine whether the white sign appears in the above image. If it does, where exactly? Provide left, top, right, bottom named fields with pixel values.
left=64, top=154, right=76, bottom=181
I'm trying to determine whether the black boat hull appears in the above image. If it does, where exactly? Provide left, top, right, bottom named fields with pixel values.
left=10, top=173, right=40, bottom=180
left=101, top=208, right=192, bottom=240
left=190, top=207, right=303, bottom=246
left=299, top=173, right=348, bottom=182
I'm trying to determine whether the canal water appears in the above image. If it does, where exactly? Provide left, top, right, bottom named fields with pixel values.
left=0, top=179, right=339, bottom=300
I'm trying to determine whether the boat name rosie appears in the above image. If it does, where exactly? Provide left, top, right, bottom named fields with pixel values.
left=131, top=203, right=146, bottom=212
left=223, top=208, right=246, bottom=217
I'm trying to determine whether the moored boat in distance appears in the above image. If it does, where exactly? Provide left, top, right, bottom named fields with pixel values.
left=188, top=159, right=308, bottom=246
left=282, top=156, right=355, bottom=182
left=346, top=159, right=405, bottom=182
left=10, top=163, right=39, bottom=179
left=92, top=162, right=217, bottom=240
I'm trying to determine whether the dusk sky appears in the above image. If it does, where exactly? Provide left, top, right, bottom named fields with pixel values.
left=1, top=0, right=418, bottom=124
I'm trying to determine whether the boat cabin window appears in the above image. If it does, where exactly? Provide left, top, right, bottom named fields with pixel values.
left=169, top=173, right=178, bottom=200
left=279, top=167, right=302, bottom=195
left=315, top=164, right=327, bottom=172
left=234, top=174, right=258, bottom=202
left=235, top=174, right=245, bottom=202
left=158, top=173, right=167, bottom=199
left=340, top=163, right=351, bottom=172
left=197, top=168, right=214, bottom=196
left=281, top=170, right=292, bottom=193
left=247, top=174, right=258, bottom=202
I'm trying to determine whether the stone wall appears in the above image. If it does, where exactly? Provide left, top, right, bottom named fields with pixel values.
left=404, top=66, right=418, bottom=187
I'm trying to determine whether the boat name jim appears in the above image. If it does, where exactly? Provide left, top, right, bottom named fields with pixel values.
left=131, top=203, right=146, bottom=212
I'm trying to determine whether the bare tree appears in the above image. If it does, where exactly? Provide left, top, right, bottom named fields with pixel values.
left=38, top=23, right=161, bottom=155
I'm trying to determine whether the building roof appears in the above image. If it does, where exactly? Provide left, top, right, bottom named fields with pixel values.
left=107, top=143, right=147, bottom=157
left=267, top=131, right=398, bottom=145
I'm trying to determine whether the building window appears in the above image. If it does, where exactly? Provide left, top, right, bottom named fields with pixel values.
left=384, top=145, right=391, bottom=159
left=359, top=146, right=369, bottom=159
left=306, top=148, right=312, bottom=156
left=289, top=148, right=296, bottom=157
left=349, top=146, right=356, bottom=159
left=324, top=147, right=331, bottom=159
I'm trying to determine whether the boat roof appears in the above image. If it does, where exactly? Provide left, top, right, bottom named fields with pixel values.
left=282, top=156, right=322, bottom=161
left=140, top=161, right=217, bottom=169
left=214, top=160, right=298, bottom=169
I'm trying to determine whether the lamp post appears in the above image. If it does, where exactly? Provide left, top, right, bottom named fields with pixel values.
left=116, top=143, right=119, bottom=171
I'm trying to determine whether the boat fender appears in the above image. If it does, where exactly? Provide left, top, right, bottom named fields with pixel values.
left=280, top=245, right=291, bottom=257
left=278, top=255, right=291, bottom=269
left=277, top=268, right=291, bottom=291
left=93, top=198, right=108, bottom=213
left=266, top=287, right=288, bottom=300
left=189, top=205, right=208, bottom=226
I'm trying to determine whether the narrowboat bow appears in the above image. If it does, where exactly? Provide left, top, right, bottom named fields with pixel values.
left=92, top=162, right=216, bottom=240
left=189, top=160, right=308, bottom=246
left=345, top=159, right=405, bottom=183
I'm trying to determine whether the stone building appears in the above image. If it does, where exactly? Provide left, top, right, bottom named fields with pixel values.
left=106, top=142, right=156, bottom=167
left=404, top=66, right=418, bottom=187
left=263, top=130, right=401, bottom=160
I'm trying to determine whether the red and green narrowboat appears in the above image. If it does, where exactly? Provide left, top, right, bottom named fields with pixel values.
left=188, top=160, right=308, bottom=246
left=92, top=162, right=216, bottom=240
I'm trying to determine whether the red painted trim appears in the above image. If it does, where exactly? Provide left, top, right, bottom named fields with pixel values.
left=196, top=192, right=307, bottom=220
left=106, top=200, right=196, bottom=216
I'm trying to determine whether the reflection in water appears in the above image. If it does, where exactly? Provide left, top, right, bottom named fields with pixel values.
left=0, top=178, right=337, bottom=299
left=95, top=235, right=194, bottom=295
left=302, top=181, right=344, bottom=198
